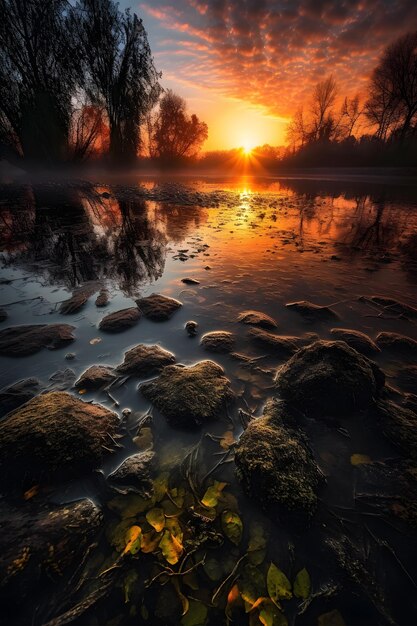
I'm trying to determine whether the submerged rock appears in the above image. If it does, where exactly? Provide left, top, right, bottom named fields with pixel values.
left=0, top=392, right=119, bottom=487
left=0, top=324, right=75, bottom=357
left=0, top=499, right=102, bottom=601
left=0, top=309, right=7, bottom=323
left=136, top=293, right=182, bottom=321
left=360, top=295, right=417, bottom=319
left=48, top=368, right=76, bottom=391
left=286, top=300, right=338, bottom=321
left=107, top=451, right=155, bottom=495
left=276, top=340, right=384, bottom=416
left=181, top=277, right=200, bottom=285
left=141, top=360, right=234, bottom=428
left=248, top=328, right=301, bottom=355
left=185, top=320, right=198, bottom=336
left=200, top=331, right=236, bottom=353
left=375, top=399, right=417, bottom=459
left=99, top=307, right=141, bottom=332
left=95, top=288, right=109, bottom=307
left=0, top=378, right=42, bottom=416
left=59, top=286, right=95, bottom=315
left=330, top=328, right=380, bottom=355
left=116, top=344, right=175, bottom=377
left=235, top=399, right=323, bottom=525
left=74, top=365, right=116, bottom=390
left=237, top=310, right=277, bottom=329
left=395, top=366, right=417, bottom=394
left=375, top=332, right=417, bottom=357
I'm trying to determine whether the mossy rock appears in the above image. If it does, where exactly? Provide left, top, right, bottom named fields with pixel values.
left=235, top=399, right=324, bottom=525
left=141, top=360, right=234, bottom=428
left=136, top=293, right=182, bottom=321
left=0, top=324, right=75, bottom=357
left=276, top=340, right=384, bottom=416
left=99, top=307, right=141, bottom=332
left=74, top=365, right=116, bottom=390
left=116, top=344, right=175, bottom=377
left=0, top=391, right=119, bottom=487
left=200, top=331, right=236, bottom=353
left=330, top=328, right=380, bottom=355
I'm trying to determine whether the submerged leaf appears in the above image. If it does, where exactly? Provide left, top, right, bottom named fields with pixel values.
left=293, top=568, right=311, bottom=599
left=240, top=565, right=266, bottom=613
left=318, top=609, right=347, bottom=626
left=146, top=507, right=165, bottom=532
left=258, top=598, right=288, bottom=626
left=23, top=485, right=39, bottom=500
left=220, top=430, right=235, bottom=450
left=124, top=570, right=138, bottom=603
left=203, top=558, right=223, bottom=581
left=124, top=525, right=142, bottom=555
left=181, top=599, right=207, bottom=626
left=350, top=453, right=372, bottom=466
left=225, top=584, right=242, bottom=620
left=267, top=563, right=292, bottom=606
left=201, top=480, right=227, bottom=508
left=159, top=529, right=184, bottom=565
left=141, top=531, right=162, bottom=554
left=221, top=510, right=243, bottom=545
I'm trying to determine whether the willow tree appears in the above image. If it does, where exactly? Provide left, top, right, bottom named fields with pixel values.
left=70, top=0, right=161, bottom=164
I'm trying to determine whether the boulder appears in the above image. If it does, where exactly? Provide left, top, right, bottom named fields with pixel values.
left=0, top=378, right=42, bottom=416
left=116, top=344, right=175, bottom=377
left=0, top=392, right=119, bottom=487
left=141, top=360, right=234, bottom=428
left=200, top=331, right=236, bottom=353
left=74, top=365, right=116, bottom=390
left=99, top=307, right=141, bottom=332
left=0, top=324, right=75, bottom=357
left=95, top=288, right=109, bottom=307
left=286, top=300, right=338, bottom=321
left=237, top=310, right=277, bottom=329
left=375, top=399, right=417, bottom=459
left=330, top=328, right=380, bottom=355
left=276, top=340, right=384, bottom=416
left=248, top=328, right=301, bottom=355
left=185, top=320, right=198, bottom=337
left=107, top=451, right=155, bottom=495
left=136, top=293, right=182, bottom=321
left=376, top=332, right=417, bottom=357
left=235, top=400, right=323, bottom=525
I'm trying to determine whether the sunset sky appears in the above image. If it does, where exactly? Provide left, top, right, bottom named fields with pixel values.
left=120, top=1, right=417, bottom=150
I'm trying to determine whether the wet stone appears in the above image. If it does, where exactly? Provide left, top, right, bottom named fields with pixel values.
left=200, top=330, right=236, bottom=353
left=376, top=332, right=417, bottom=357
left=0, top=309, right=7, bottom=323
left=136, top=293, right=182, bottom=321
left=185, top=320, right=198, bottom=336
left=361, top=295, right=417, bottom=319
left=48, top=368, right=76, bottom=391
left=99, top=307, right=141, bottom=332
left=395, top=366, right=417, bottom=394
left=286, top=300, right=338, bottom=321
left=375, top=399, right=417, bottom=459
left=141, top=360, right=234, bottom=428
left=276, top=340, right=384, bottom=417
left=181, top=277, right=200, bottom=285
left=75, top=365, right=116, bottom=390
left=330, top=328, right=380, bottom=355
left=0, top=391, right=119, bottom=487
left=248, top=328, right=301, bottom=355
left=0, top=324, right=75, bottom=357
left=116, top=344, right=175, bottom=377
left=107, top=450, right=155, bottom=495
left=237, top=310, right=278, bottom=329
left=0, top=378, right=42, bottom=417
left=95, top=288, right=109, bottom=307
left=235, top=399, right=324, bottom=526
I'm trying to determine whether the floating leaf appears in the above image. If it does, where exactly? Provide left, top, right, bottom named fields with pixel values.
left=23, top=484, right=39, bottom=500
left=166, top=517, right=183, bottom=542
left=124, top=525, right=142, bottom=555
left=89, top=337, right=102, bottom=345
left=201, top=480, right=227, bottom=508
left=293, top=568, right=311, bottom=599
left=124, top=570, right=138, bottom=603
left=267, top=563, right=292, bottom=606
left=159, top=529, right=184, bottom=565
left=146, top=508, right=165, bottom=532
left=318, top=609, right=346, bottom=626
left=181, top=599, right=207, bottom=626
left=258, top=598, right=288, bottom=626
left=225, top=584, right=242, bottom=620
left=240, top=565, right=266, bottom=613
left=350, top=453, right=372, bottom=466
left=141, top=531, right=162, bottom=554
left=220, top=430, right=235, bottom=450
left=221, top=510, right=243, bottom=545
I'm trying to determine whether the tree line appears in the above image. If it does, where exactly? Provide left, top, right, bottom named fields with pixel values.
left=0, top=0, right=207, bottom=167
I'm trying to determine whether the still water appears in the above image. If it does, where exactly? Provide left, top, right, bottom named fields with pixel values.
left=1, top=173, right=417, bottom=626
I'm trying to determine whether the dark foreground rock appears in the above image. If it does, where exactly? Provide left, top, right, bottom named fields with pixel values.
left=141, top=360, right=234, bottom=428
left=0, top=499, right=102, bottom=601
left=99, top=307, right=141, bottom=332
left=395, top=366, right=417, bottom=394
left=375, top=399, right=417, bottom=459
left=0, top=324, right=75, bottom=357
left=136, top=293, right=182, bottom=321
left=75, top=365, right=116, bottom=390
left=200, top=331, right=236, bottom=353
left=235, top=399, right=323, bottom=525
left=375, top=332, right=417, bottom=357
left=107, top=451, right=155, bottom=495
left=0, top=308, right=7, bottom=323
left=286, top=300, right=338, bottom=321
left=237, top=310, right=277, bottom=329
left=0, top=378, right=42, bottom=416
left=0, top=392, right=119, bottom=487
left=117, top=344, right=175, bottom=377
left=330, top=328, right=380, bottom=355
left=276, top=340, right=384, bottom=416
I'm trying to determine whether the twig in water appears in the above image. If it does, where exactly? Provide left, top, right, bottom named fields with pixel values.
left=212, top=554, right=247, bottom=606
left=201, top=449, right=233, bottom=484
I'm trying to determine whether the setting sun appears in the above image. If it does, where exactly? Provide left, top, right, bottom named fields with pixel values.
left=242, top=145, right=253, bottom=155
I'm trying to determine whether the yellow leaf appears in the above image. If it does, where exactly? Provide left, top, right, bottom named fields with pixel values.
left=146, top=508, right=165, bottom=532
left=221, top=510, right=243, bottom=545
left=350, top=453, right=372, bottom=466
left=258, top=599, right=288, bottom=626
left=123, top=525, right=142, bottom=555
left=23, top=484, right=39, bottom=500
left=318, top=609, right=347, bottom=626
left=240, top=565, right=266, bottom=613
left=293, top=568, right=311, bottom=599
left=267, top=563, right=292, bottom=606
left=220, top=430, right=235, bottom=450
left=141, top=531, right=162, bottom=554
left=201, top=480, right=227, bottom=508
left=78, top=388, right=87, bottom=395
left=159, top=529, right=183, bottom=565
left=89, top=337, right=102, bottom=345
left=181, top=600, right=207, bottom=626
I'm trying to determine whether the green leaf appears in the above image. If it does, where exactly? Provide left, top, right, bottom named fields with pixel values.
left=221, top=510, right=243, bottom=545
left=203, top=558, right=223, bottom=581
left=201, top=480, right=227, bottom=508
left=146, top=507, right=165, bottom=532
left=293, top=567, right=311, bottom=599
left=240, top=565, right=266, bottom=612
left=267, top=563, right=292, bottom=606
left=159, top=529, right=183, bottom=565
left=318, top=609, right=346, bottom=626
left=258, top=599, right=288, bottom=626
left=181, top=599, right=208, bottom=626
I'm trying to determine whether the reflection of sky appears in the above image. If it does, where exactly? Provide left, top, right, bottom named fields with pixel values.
left=119, top=1, right=415, bottom=149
